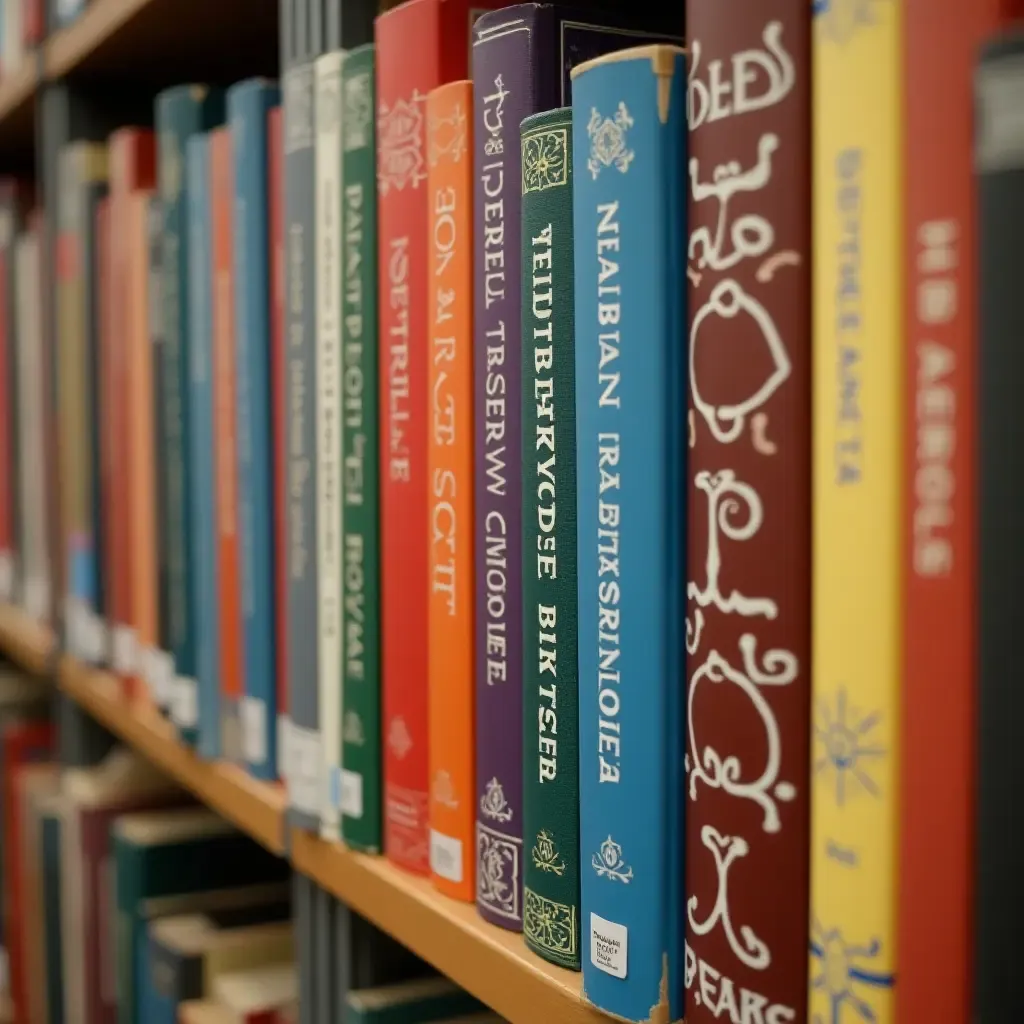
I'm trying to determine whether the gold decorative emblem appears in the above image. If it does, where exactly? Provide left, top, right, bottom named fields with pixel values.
left=428, top=101, right=468, bottom=166
left=524, top=889, right=578, bottom=964
left=531, top=829, right=566, bottom=876
left=377, top=91, right=426, bottom=193
left=342, top=710, right=364, bottom=746
left=522, top=127, right=568, bottom=193
left=387, top=715, right=412, bottom=759
left=343, top=71, right=373, bottom=151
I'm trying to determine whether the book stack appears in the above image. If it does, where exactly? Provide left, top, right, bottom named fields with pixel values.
left=2, top=0, right=1023, bottom=1021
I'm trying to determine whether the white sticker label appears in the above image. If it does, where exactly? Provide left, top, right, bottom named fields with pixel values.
left=430, top=829, right=463, bottom=884
left=150, top=650, right=175, bottom=708
left=170, top=676, right=198, bottom=729
left=591, top=913, right=628, bottom=979
left=240, top=696, right=267, bottom=766
left=111, top=625, right=137, bottom=677
left=340, top=769, right=363, bottom=819
left=287, top=725, right=322, bottom=819
left=0, top=552, right=12, bottom=602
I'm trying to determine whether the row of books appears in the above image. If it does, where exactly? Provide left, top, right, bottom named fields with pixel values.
left=0, top=663, right=501, bottom=1024
left=0, top=1, right=1020, bottom=1024
left=0, top=0, right=86, bottom=81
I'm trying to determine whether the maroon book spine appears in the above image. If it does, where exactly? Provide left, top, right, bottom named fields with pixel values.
left=684, top=7, right=811, bottom=1021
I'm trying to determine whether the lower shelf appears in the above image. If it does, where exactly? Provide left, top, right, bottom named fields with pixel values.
left=0, top=603, right=605, bottom=1024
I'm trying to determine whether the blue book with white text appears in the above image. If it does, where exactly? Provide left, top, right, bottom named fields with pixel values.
left=185, top=133, right=221, bottom=758
left=228, top=79, right=281, bottom=781
left=572, top=44, right=687, bottom=1023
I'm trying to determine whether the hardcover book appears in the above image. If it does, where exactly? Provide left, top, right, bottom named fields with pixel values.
left=374, top=0, right=503, bottom=876
left=572, top=45, right=687, bottom=1023
left=684, top=6, right=811, bottom=1021
left=809, top=3, right=902, bottom=1022
left=340, top=43, right=383, bottom=853
left=471, top=2, right=683, bottom=931
left=426, top=78, right=476, bottom=902
left=228, top=79, right=282, bottom=782
left=519, top=105, right=579, bottom=968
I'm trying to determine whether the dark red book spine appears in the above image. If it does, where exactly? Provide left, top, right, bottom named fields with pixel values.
left=900, top=2, right=1024, bottom=1020
left=684, top=7, right=811, bottom=1020
left=268, top=104, right=288, bottom=779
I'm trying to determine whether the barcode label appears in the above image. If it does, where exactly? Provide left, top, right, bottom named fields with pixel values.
left=430, top=830, right=463, bottom=884
left=111, top=625, right=137, bottom=677
left=170, top=676, right=198, bottom=728
left=287, top=725, right=322, bottom=819
left=240, top=696, right=268, bottom=766
left=340, top=770, right=363, bottom=819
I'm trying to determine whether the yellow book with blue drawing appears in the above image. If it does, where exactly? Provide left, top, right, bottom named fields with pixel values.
left=810, top=1, right=903, bottom=1020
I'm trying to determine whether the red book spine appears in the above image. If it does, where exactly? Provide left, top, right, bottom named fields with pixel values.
left=0, top=234, right=10, bottom=591
left=96, top=197, right=114, bottom=650
left=899, top=1, right=1024, bottom=1019
left=1, top=720, right=53, bottom=1021
left=107, top=129, right=156, bottom=692
left=21, top=0, right=42, bottom=45
left=268, top=104, right=288, bottom=777
left=374, top=0, right=500, bottom=875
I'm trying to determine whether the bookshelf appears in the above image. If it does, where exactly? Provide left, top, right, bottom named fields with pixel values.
left=0, top=607, right=600, bottom=1024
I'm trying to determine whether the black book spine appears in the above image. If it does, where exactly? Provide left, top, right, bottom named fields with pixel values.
left=975, top=32, right=1024, bottom=1023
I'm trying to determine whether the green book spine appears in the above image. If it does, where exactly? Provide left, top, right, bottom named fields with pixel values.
left=154, top=84, right=225, bottom=733
left=519, top=107, right=580, bottom=970
left=339, top=43, right=382, bottom=854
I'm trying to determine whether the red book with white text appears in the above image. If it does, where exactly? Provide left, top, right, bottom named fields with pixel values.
left=900, top=1, right=1024, bottom=1020
left=374, top=0, right=504, bottom=874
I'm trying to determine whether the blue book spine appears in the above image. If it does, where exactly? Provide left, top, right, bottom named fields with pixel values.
left=186, top=133, right=221, bottom=758
left=155, top=84, right=225, bottom=737
left=572, top=46, right=687, bottom=1023
left=228, top=79, right=282, bottom=781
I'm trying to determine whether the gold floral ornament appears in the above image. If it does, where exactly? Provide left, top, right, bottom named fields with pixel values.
left=531, top=829, right=566, bottom=875
left=521, top=127, right=569, bottom=193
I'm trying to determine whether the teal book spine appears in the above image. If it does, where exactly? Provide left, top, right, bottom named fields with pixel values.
left=572, top=45, right=687, bottom=1022
left=228, top=78, right=282, bottom=781
left=519, top=105, right=581, bottom=970
left=339, top=43, right=382, bottom=853
left=155, top=84, right=225, bottom=735
left=185, top=133, right=221, bottom=759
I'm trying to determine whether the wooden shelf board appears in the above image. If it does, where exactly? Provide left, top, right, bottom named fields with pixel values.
left=0, top=60, right=36, bottom=123
left=291, top=830, right=606, bottom=1024
left=0, top=603, right=56, bottom=676
left=58, top=656, right=286, bottom=854
left=45, top=0, right=152, bottom=78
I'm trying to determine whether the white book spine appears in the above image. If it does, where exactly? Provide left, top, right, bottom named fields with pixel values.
left=314, top=49, right=346, bottom=838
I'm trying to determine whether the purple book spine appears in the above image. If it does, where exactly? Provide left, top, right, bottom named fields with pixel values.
left=472, top=5, right=553, bottom=931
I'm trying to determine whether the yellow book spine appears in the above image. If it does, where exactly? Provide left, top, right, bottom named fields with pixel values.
left=810, top=2, right=903, bottom=1021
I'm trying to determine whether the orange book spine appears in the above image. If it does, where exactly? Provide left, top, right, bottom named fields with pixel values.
left=210, top=127, right=245, bottom=756
left=126, top=189, right=159, bottom=712
left=107, top=128, right=156, bottom=695
left=426, top=80, right=475, bottom=901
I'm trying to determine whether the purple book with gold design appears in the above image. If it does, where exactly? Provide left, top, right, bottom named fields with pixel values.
left=470, top=1, right=683, bottom=932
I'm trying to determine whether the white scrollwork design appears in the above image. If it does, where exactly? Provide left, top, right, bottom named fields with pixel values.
left=591, top=836, right=633, bottom=883
left=688, top=825, right=771, bottom=970
left=690, top=280, right=792, bottom=444
left=688, top=469, right=778, bottom=619
left=686, top=634, right=798, bottom=833
left=686, top=609, right=705, bottom=656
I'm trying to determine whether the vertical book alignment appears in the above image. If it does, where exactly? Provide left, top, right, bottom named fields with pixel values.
left=684, top=4, right=811, bottom=1021
left=426, top=77, right=476, bottom=902
left=810, top=2, right=902, bottom=1021
left=573, top=44, right=687, bottom=1024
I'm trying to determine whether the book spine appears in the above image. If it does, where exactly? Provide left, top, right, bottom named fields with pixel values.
left=683, top=8, right=811, bottom=1021
left=284, top=52, right=321, bottom=831
left=974, top=31, right=1024, bottom=1021
left=572, top=46, right=687, bottom=1023
left=519, top=106, right=580, bottom=969
left=230, top=81, right=282, bottom=782
left=95, top=198, right=113, bottom=652
left=268, top=102, right=289, bottom=782
left=315, top=48, right=345, bottom=840
left=127, top=190, right=160, bottom=713
left=469, top=8, right=535, bottom=931
left=185, top=132, right=220, bottom=754
left=211, top=127, right=245, bottom=762
left=375, top=0, right=434, bottom=874
left=426, top=78, right=476, bottom=902
left=155, top=85, right=226, bottom=738
left=0, top=187, right=14, bottom=605
left=339, top=43, right=382, bottom=853
left=899, top=1, right=1021, bottom=1018
left=809, top=4, right=902, bottom=1021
